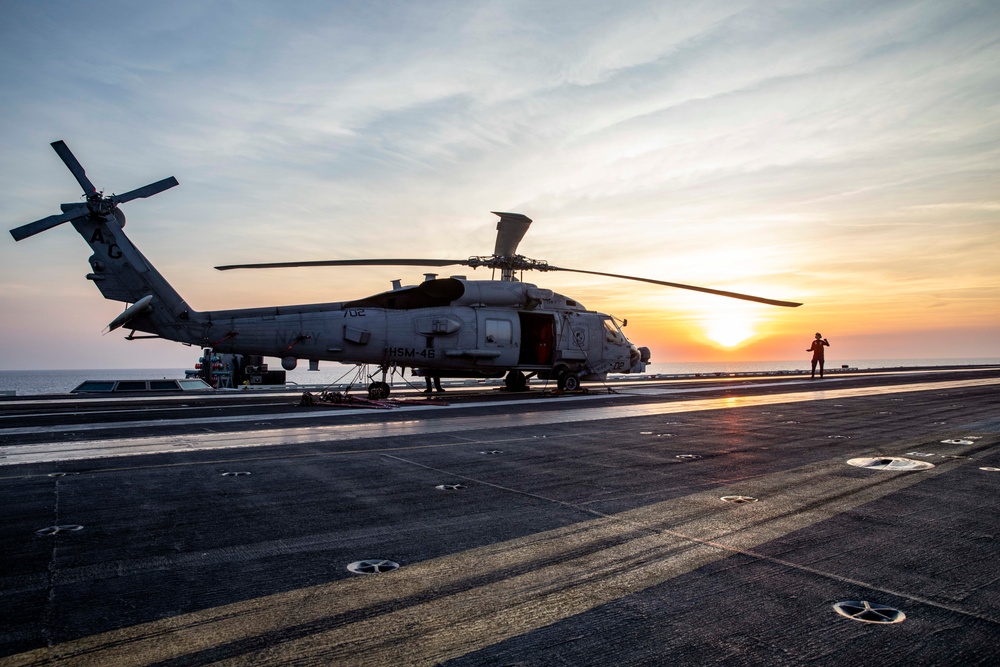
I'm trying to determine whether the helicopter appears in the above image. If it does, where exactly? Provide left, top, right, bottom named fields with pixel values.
left=10, top=141, right=802, bottom=398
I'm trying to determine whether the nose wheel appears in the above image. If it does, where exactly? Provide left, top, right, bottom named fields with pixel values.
left=557, top=372, right=580, bottom=391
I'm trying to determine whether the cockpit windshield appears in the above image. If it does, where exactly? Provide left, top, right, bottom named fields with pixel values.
left=602, top=317, right=626, bottom=344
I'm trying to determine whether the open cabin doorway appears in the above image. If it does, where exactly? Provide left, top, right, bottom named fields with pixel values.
left=518, top=312, right=555, bottom=365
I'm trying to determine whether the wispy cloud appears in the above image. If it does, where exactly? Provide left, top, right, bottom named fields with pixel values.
left=2, top=0, right=998, bottom=368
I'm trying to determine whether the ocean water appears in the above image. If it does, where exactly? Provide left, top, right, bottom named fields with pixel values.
left=1, top=358, right=997, bottom=397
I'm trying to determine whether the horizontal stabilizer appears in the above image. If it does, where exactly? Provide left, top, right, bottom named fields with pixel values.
left=106, top=294, right=154, bottom=332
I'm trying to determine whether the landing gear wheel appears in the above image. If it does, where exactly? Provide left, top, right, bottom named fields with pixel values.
left=504, top=370, right=528, bottom=392
left=557, top=373, right=580, bottom=392
left=368, top=382, right=390, bottom=399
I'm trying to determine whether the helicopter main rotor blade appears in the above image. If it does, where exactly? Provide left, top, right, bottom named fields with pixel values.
left=112, top=176, right=179, bottom=204
left=10, top=206, right=88, bottom=242
left=492, top=211, right=532, bottom=257
left=51, top=141, right=98, bottom=196
left=215, top=258, right=471, bottom=271
left=546, top=266, right=803, bottom=307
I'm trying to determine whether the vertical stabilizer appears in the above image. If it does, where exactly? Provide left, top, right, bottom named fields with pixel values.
left=73, top=213, right=201, bottom=338
left=8, top=141, right=205, bottom=342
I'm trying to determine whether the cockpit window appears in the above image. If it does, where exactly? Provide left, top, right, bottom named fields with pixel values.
left=602, top=317, right=625, bottom=343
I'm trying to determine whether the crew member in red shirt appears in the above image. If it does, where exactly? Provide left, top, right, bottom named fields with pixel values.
left=807, top=333, right=830, bottom=379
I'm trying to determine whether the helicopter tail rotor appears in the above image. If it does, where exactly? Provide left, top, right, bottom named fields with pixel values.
left=111, top=176, right=180, bottom=206
left=10, top=207, right=89, bottom=242
left=51, top=140, right=98, bottom=197
left=9, top=141, right=178, bottom=242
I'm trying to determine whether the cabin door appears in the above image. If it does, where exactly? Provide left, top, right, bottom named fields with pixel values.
left=518, top=312, right=555, bottom=365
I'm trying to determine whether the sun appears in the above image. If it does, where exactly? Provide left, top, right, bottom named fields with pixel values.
left=702, top=315, right=756, bottom=348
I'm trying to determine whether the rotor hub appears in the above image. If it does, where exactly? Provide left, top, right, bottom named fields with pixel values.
left=87, top=194, right=117, bottom=217
left=467, top=255, right=550, bottom=272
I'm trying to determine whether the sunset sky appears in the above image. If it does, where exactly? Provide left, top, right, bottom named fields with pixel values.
left=2, top=1, right=998, bottom=370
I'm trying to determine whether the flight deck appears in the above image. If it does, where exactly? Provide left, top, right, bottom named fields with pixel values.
left=1, top=366, right=998, bottom=666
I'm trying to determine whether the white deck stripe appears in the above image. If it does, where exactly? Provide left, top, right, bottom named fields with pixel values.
left=2, top=377, right=997, bottom=467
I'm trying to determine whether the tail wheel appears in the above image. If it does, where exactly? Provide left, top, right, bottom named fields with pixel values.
left=557, top=372, right=580, bottom=391
left=368, top=382, right=390, bottom=399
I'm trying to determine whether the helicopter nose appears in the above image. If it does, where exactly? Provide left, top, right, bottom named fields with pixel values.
left=630, top=345, right=651, bottom=368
